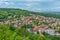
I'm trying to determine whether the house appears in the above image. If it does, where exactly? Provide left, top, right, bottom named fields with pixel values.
left=0, top=22, right=4, bottom=25
left=33, top=27, right=38, bottom=34
left=28, top=24, right=56, bottom=35
left=4, top=20, right=11, bottom=25
left=27, top=28, right=34, bottom=34
left=55, top=32, right=60, bottom=35
left=38, top=28, right=44, bottom=34
left=44, top=29, right=55, bottom=35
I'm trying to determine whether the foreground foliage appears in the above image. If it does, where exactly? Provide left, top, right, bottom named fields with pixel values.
left=0, top=25, right=60, bottom=40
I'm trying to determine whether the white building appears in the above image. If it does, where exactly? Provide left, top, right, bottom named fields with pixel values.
left=45, top=29, right=55, bottom=35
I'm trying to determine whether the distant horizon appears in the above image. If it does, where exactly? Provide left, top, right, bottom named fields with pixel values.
left=0, top=7, right=60, bottom=13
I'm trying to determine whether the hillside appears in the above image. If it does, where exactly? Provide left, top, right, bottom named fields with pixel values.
left=0, top=8, right=60, bottom=19
left=32, top=12, right=60, bottom=18
left=0, top=8, right=60, bottom=40
left=0, top=8, right=60, bottom=32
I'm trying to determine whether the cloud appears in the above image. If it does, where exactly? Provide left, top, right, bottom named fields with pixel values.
left=54, top=2, right=60, bottom=6
left=51, top=7, right=60, bottom=10
left=25, top=3, right=32, bottom=7
left=23, top=0, right=51, bottom=1
left=0, top=0, right=60, bottom=12
left=0, top=0, right=54, bottom=2
left=25, top=3, right=38, bottom=7
left=4, top=2, right=9, bottom=5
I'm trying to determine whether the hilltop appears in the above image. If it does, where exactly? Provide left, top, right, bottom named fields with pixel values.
left=0, top=8, right=60, bottom=19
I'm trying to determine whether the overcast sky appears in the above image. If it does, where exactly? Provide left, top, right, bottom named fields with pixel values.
left=0, top=0, right=60, bottom=12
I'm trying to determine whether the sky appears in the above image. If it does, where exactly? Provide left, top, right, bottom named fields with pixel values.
left=0, top=0, right=60, bottom=12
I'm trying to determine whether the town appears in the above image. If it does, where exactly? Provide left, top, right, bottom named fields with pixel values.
left=0, top=13, right=60, bottom=36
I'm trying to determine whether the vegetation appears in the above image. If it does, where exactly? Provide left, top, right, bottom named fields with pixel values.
left=0, top=25, right=60, bottom=40
left=0, top=8, right=30, bottom=22
left=33, top=12, right=60, bottom=18
left=0, top=8, right=60, bottom=40
left=0, top=8, right=60, bottom=20
left=22, top=24, right=34, bottom=29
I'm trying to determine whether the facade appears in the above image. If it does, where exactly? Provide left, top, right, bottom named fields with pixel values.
left=44, top=29, right=55, bottom=35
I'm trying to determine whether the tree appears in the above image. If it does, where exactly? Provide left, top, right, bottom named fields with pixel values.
left=22, top=24, right=34, bottom=29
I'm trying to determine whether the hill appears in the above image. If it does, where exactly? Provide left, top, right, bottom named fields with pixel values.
left=0, top=8, right=60, bottom=40
left=0, top=8, right=60, bottom=19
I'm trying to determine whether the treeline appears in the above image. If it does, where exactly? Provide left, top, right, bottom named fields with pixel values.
left=32, top=12, right=60, bottom=18
left=0, top=8, right=31, bottom=21
left=0, top=8, right=60, bottom=20
left=0, top=8, right=31, bottom=16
